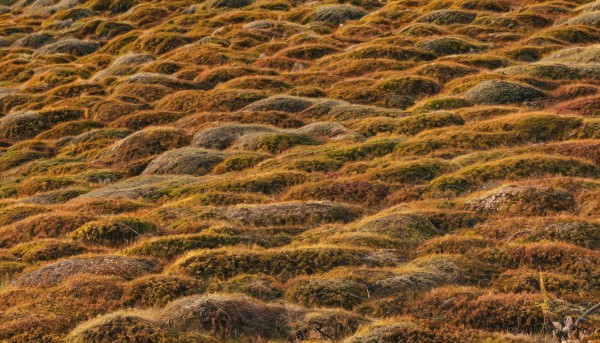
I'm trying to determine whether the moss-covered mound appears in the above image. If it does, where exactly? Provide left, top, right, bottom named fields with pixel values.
left=464, top=80, right=546, bottom=105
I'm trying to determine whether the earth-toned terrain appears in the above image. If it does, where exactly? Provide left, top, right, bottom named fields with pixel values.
left=0, top=0, right=599, bottom=341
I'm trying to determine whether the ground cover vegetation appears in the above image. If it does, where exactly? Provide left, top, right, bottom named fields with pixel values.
left=0, top=0, right=599, bottom=341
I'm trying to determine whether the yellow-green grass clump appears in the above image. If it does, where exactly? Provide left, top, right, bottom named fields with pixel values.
left=70, top=217, right=156, bottom=247
left=170, top=246, right=369, bottom=280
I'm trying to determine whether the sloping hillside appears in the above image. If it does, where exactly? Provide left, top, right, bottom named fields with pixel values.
left=0, top=0, right=599, bottom=342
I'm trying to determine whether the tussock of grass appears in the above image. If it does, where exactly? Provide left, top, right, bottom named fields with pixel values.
left=66, top=311, right=196, bottom=343
left=285, top=277, right=370, bottom=310
left=70, top=217, right=156, bottom=247
left=464, top=80, right=546, bottom=105
left=412, top=288, right=583, bottom=334
left=312, top=5, right=368, bottom=25
left=158, top=294, right=302, bottom=339
left=0, top=109, right=83, bottom=140
left=34, top=39, right=100, bottom=57
left=10, top=239, right=88, bottom=262
left=124, top=233, right=244, bottom=259
left=13, top=255, right=158, bottom=287
left=432, top=154, right=600, bottom=194
left=171, top=246, right=368, bottom=280
left=143, top=148, right=225, bottom=176
left=284, top=179, right=389, bottom=205
left=347, top=318, right=485, bottom=343
left=224, top=201, right=363, bottom=227
left=417, top=9, right=477, bottom=25
left=465, top=185, right=576, bottom=215
left=98, top=127, right=191, bottom=166
left=124, top=274, right=207, bottom=308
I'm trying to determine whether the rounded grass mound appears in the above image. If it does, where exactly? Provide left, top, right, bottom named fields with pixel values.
left=124, top=274, right=207, bottom=308
left=99, top=127, right=191, bottom=165
left=243, top=95, right=317, bottom=113
left=210, top=274, right=284, bottom=301
left=124, top=233, right=244, bottom=259
left=417, top=10, right=476, bottom=25
left=66, top=312, right=198, bottom=343
left=0, top=109, right=84, bottom=141
left=347, top=320, right=483, bottom=343
left=192, top=124, right=277, bottom=150
left=285, top=277, right=370, bottom=310
left=143, top=148, right=226, bottom=176
left=465, top=186, right=576, bottom=215
left=171, top=246, right=368, bottom=280
left=209, top=0, right=255, bottom=9
left=10, top=239, right=87, bottom=262
left=70, top=217, right=156, bottom=247
left=312, top=5, right=368, bottom=25
left=225, top=201, right=363, bottom=227
left=13, top=255, right=158, bottom=287
left=158, top=294, right=302, bottom=339
left=35, top=39, right=101, bottom=57
left=464, top=80, right=546, bottom=105
left=415, top=37, right=488, bottom=56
